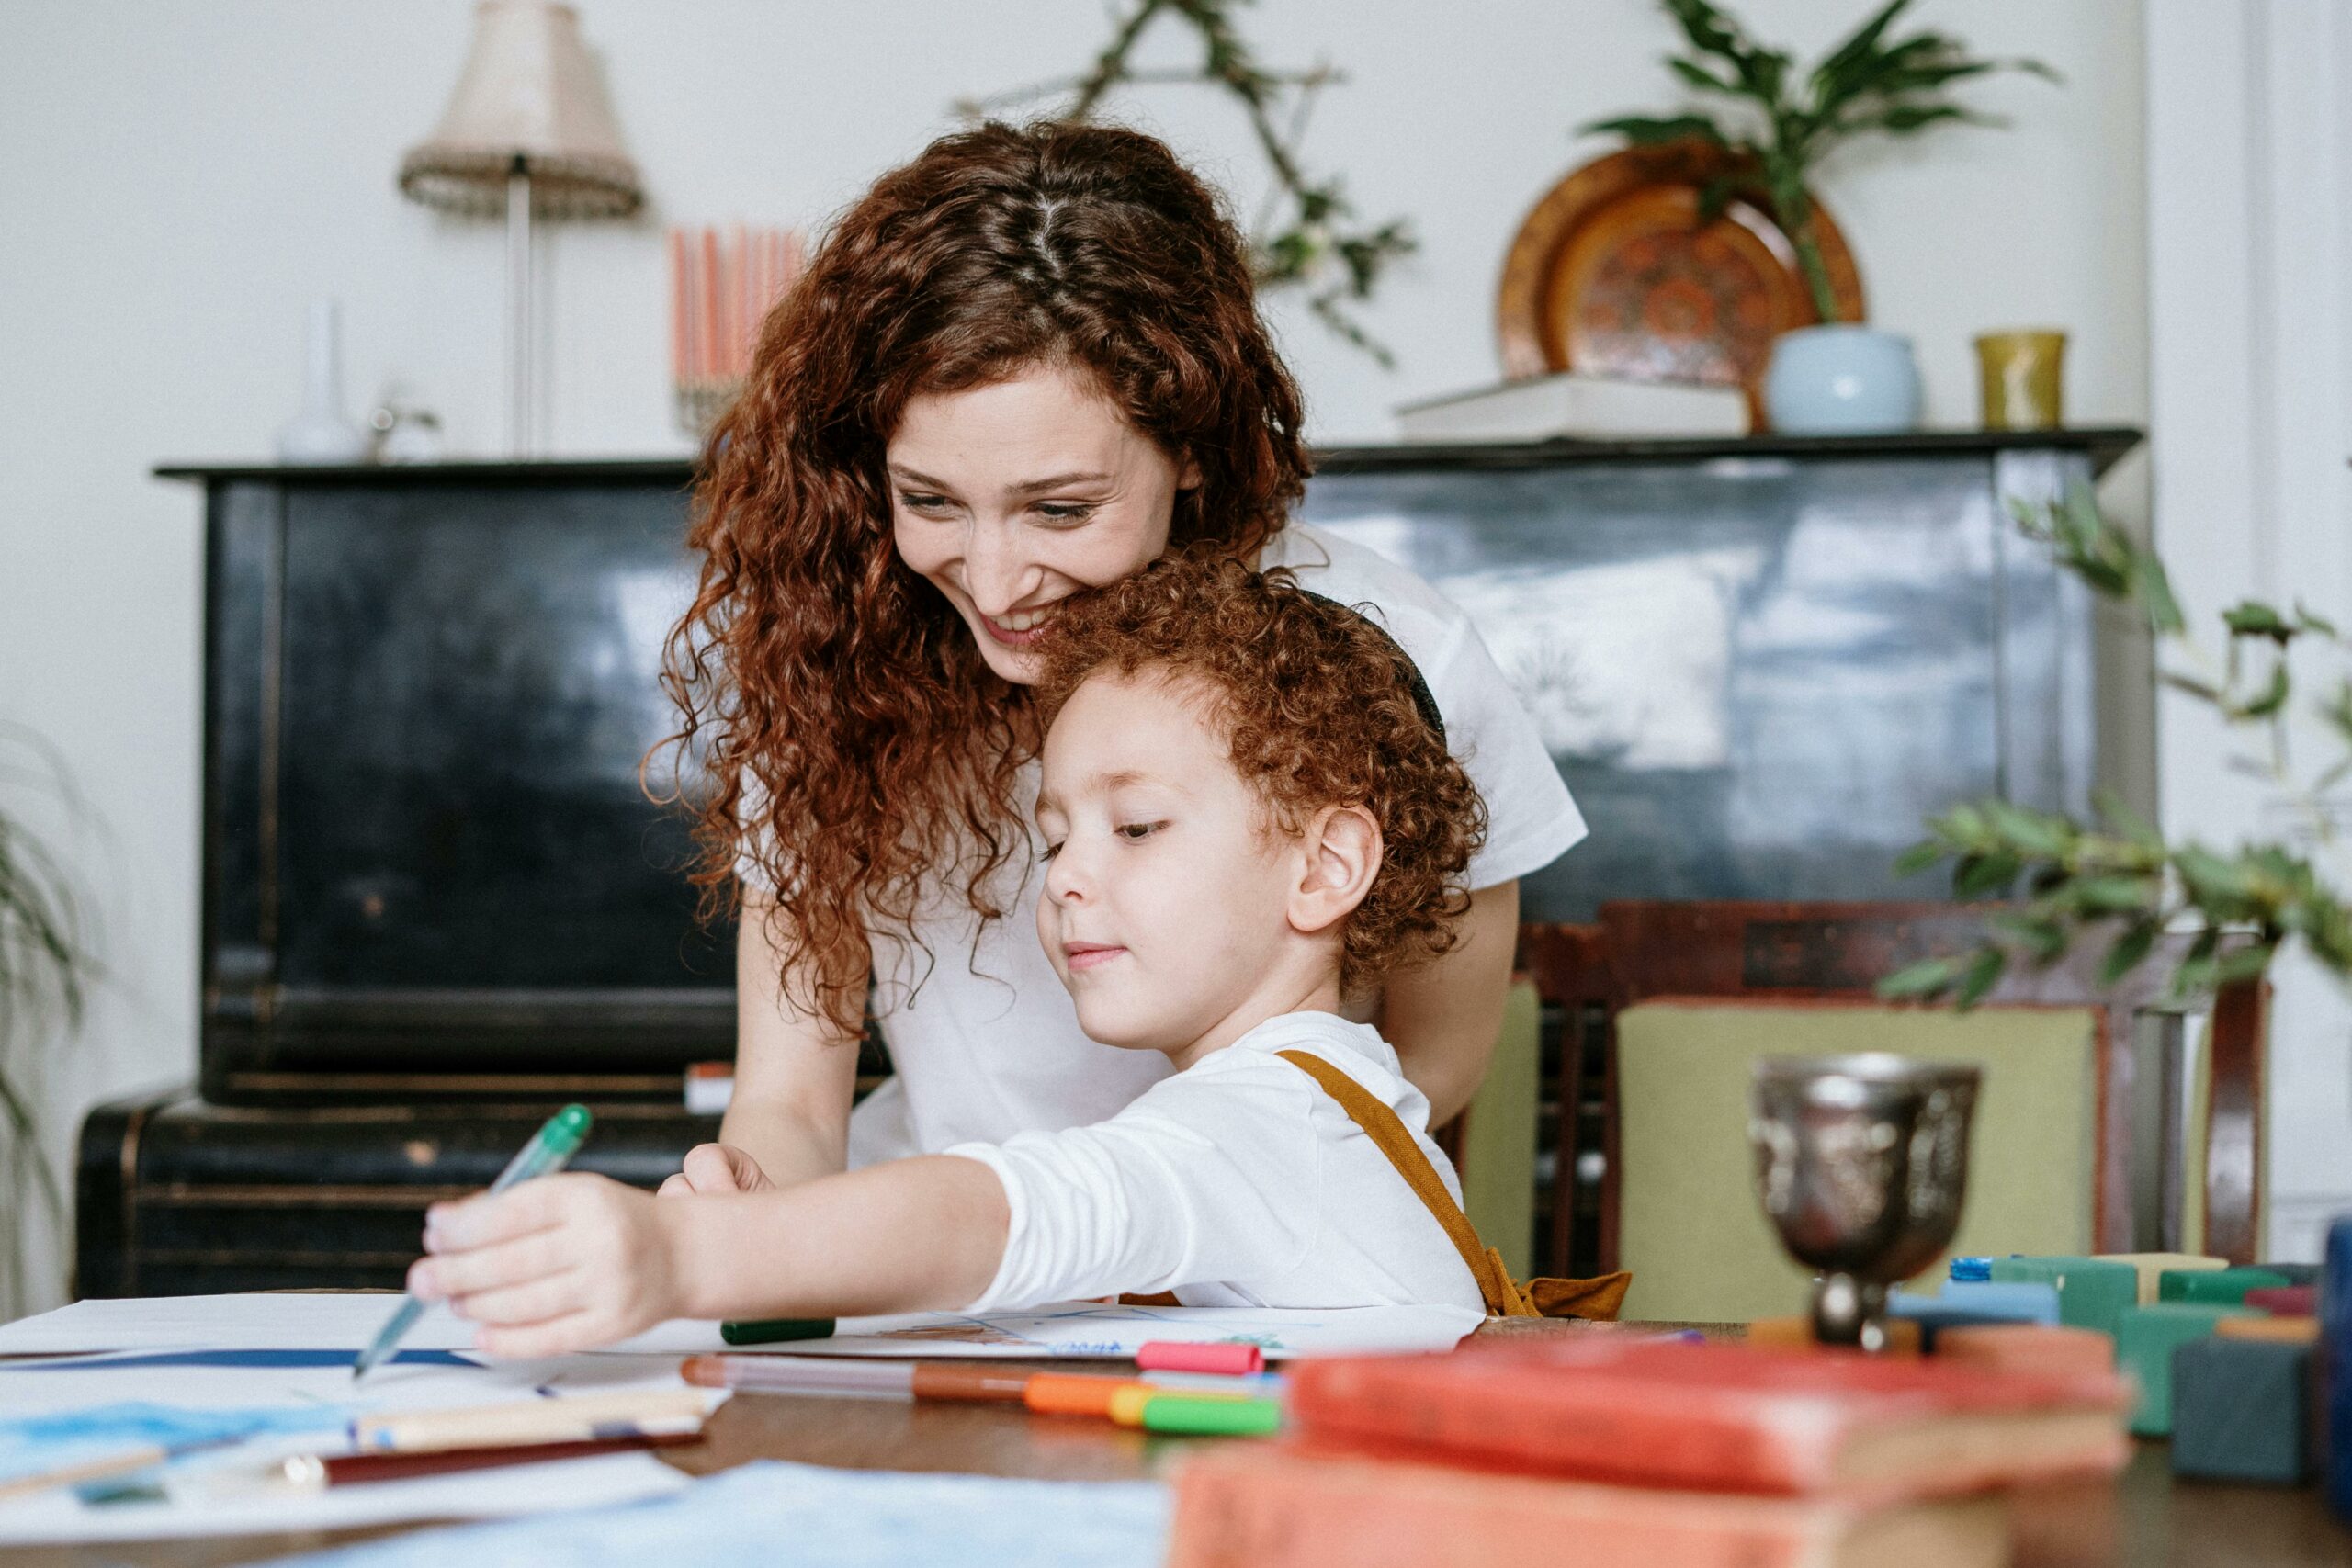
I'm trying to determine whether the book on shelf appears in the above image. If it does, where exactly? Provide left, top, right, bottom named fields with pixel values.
left=1394, top=371, right=1750, bottom=442
left=1283, top=1336, right=2131, bottom=1503
left=1166, top=1443, right=2009, bottom=1568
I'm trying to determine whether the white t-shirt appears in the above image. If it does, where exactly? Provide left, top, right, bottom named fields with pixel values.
left=784, top=520, right=1585, bottom=1164
left=945, top=1010, right=1487, bottom=1313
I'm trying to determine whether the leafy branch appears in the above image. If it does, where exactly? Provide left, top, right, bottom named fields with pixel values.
left=1583, top=0, right=2057, bottom=322
left=961, top=0, right=1415, bottom=365
left=1881, top=490, right=2352, bottom=1009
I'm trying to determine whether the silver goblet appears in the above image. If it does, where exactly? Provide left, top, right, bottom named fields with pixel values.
left=1748, top=1054, right=1981, bottom=1350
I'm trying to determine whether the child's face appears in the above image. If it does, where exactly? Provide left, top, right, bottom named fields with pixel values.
left=1035, top=669, right=1308, bottom=1061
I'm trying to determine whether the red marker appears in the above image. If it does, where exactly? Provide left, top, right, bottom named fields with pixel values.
left=1136, top=1340, right=1265, bottom=1376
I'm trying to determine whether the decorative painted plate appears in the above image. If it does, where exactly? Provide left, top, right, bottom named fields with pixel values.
left=1496, top=142, right=1866, bottom=429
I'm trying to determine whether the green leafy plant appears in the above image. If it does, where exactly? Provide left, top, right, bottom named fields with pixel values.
left=0, top=728, right=95, bottom=1318
left=1882, top=490, right=2352, bottom=1008
left=961, top=0, right=1414, bottom=364
left=1585, top=0, right=2057, bottom=323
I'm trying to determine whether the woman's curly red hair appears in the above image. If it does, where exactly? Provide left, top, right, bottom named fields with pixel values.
left=657, top=121, right=1311, bottom=1031
left=1032, top=554, right=1488, bottom=992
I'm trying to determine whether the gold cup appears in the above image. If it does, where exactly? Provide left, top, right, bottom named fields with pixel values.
left=1974, top=330, right=2067, bottom=430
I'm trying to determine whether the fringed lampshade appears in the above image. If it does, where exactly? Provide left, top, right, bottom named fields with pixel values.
left=398, top=1, right=643, bottom=452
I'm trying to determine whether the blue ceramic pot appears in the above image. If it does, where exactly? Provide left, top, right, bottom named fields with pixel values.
left=1764, top=325, right=1922, bottom=434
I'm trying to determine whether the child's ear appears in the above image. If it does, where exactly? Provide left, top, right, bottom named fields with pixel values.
left=1287, top=805, right=1382, bottom=938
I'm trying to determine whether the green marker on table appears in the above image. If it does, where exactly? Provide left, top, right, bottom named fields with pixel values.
left=353, top=1103, right=594, bottom=1381
left=1137, top=1394, right=1283, bottom=1437
left=720, top=1317, right=835, bottom=1346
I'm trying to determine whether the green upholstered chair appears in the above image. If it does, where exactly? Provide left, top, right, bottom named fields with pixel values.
left=1518, top=903, right=2269, bottom=1303
left=1453, top=976, right=1543, bottom=1280
left=1612, top=999, right=2098, bottom=1323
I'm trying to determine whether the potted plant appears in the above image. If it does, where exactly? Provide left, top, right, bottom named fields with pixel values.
left=1585, top=0, right=2056, bottom=434
left=0, top=729, right=95, bottom=1318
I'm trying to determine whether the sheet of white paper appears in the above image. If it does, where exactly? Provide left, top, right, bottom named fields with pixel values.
left=0, top=1350, right=698, bottom=1418
left=0, top=1450, right=691, bottom=1544
left=0, top=1292, right=1480, bottom=1366
left=0, top=1294, right=480, bottom=1356
left=612, top=1301, right=1484, bottom=1359
left=268, top=1460, right=1166, bottom=1568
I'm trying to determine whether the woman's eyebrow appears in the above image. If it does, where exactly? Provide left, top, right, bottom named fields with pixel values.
left=1008, top=471, right=1113, bottom=496
left=885, top=466, right=1111, bottom=497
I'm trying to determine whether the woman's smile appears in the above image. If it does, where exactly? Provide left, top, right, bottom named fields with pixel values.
left=980, top=603, right=1063, bottom=645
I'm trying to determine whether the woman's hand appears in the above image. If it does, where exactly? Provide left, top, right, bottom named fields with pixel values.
left=410, top=1174, right=687, bottom=1358
left=658, top=1142, right=776, bottom=1197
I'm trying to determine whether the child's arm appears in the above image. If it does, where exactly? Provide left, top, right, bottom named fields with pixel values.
left=407, top=1156, right=1010, bottom=1359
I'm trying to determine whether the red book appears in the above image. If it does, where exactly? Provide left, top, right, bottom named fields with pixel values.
left=1283, top=1337, right=2129, bottom=1502
left=1166, top=1443, right=2010, bottom=1568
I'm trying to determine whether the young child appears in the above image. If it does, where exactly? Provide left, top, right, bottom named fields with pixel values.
left=407, top=555, right=1495, bottom=1356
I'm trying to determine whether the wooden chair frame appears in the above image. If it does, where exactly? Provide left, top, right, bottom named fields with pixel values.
left=1517, top=901, right=2267, bottom=1273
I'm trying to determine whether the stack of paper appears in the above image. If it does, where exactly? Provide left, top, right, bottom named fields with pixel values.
left=0, top=1299, right=703, bottom=1545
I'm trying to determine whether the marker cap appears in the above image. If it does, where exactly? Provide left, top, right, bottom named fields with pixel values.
left=719, top=1318, right=835, bottom=1346
left=1136, top=1340, right=1264, bottom=1375
left=544, top=1104, right=594, bottom=1156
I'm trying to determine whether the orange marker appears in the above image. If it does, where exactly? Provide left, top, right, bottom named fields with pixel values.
left=1024, top=1371, right=1150, bottom=1418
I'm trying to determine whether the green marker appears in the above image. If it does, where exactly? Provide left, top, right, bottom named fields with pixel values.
left=720, top=1317, right=836, bottom=1346
left=1137, top=1394, right=1283, bottom=1437
left=353, top=1104, right=594, bottom=1381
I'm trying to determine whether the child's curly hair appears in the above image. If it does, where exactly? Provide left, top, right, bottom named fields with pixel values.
left=1032, top=552, right=1488, bottom=992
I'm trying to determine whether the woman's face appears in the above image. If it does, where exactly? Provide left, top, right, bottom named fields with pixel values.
left=888, top=362, right=1199, bottom=685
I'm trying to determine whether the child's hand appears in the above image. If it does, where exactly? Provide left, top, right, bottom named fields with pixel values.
left=410, top=1173, right=684, bottom=1358
left=657, top=1142, right=775, bottom=1198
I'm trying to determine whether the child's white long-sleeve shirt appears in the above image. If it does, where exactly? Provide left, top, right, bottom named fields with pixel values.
left=944, top=1011, right=1487, bottom=1314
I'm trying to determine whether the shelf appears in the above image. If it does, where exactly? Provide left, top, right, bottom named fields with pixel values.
left=155, top=426, right=2144, bottom=486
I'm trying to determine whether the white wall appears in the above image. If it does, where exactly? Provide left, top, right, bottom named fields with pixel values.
left=0, top=0, right=2148, bottom=1307
left=2146, top=0, right=2352, bottom=1262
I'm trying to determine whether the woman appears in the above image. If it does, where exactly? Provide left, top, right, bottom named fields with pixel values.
left=659, top=119, right=1583, bottom=1196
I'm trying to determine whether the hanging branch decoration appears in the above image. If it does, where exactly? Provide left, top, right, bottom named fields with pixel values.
left=1584, top=0, right=2057, bottom=324
left=959, top=0, right=1415, bottom=366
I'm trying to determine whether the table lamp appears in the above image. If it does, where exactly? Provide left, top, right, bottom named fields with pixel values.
left=398, top=0, right=642, bottom=456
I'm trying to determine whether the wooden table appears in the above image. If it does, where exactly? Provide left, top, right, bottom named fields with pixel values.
left=9, top=1323, right=2350, bottom=1567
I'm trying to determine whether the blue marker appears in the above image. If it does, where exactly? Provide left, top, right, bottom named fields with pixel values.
left=352, top=1104, right=594, bottom=1381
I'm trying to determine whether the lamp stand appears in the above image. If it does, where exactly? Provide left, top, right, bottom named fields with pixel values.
left=505, top=158, right=534, bottom=457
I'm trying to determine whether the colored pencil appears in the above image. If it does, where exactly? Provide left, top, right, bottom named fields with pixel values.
left=352, top=1389, right=712, bottom=1454
left=281, top=1430, right=699, bottom=1488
